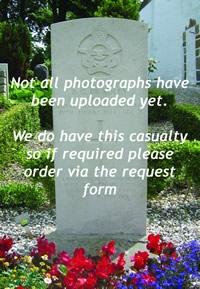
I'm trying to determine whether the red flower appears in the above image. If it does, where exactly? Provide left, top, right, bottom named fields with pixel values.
left=131, top=251, right=149, bottom=270
left=74, top=277, right=87, bottom=289
left=112, top=253, right=126, bottom=271
left=64, top=273, right=97, bottom=289
left=73, top=247, right=85, bottom=256
left=32, top=236, right=56, bottom=258
left=143, top=272, right=156, bottom=285
left=102, top=240, right=116, bottom=255
left=162, top=241, right=177, bottom=259
left=95, top=256, right=114, bottom=279
left=131, top=276, right=138, bottom=286
left=58, top=251, right=70, bottom=265
left=131, top=272, right=156, bottom=286
left=17, top=286, right=28, bottom=289
left=63, top=271, right=77, bottom=288
left=147, top=234, right=161, bottom=255
left=0, top=235, right=13, bottom=257
left=66, top=247, right=95, bottom=272
left=50, top=263, right=62, bottom=277
left=85, top=274, right=97, bottom=289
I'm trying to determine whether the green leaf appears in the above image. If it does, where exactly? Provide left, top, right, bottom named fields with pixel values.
left=58, top=264, right=68, bottom=276
left=21, top=219, right=28, bottom=226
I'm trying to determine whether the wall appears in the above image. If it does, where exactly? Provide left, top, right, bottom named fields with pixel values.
left=140, top=0, right=200, bottom=84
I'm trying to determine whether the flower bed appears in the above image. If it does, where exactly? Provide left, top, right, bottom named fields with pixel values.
left=0, top=234, right=199, bottom=289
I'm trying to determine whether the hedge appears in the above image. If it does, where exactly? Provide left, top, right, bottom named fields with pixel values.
left=39, top=105, right=53, bottom=129
left=9, top=79, right=53, bottom=129
left=21, top=150, right=55, bottom=205
left=171, top=104, right=200, bottom=140
left=20, top=140, right=200, bottom=202
left=0, top=182, right=47, bottom=208
left=148, top=89, right=176, bottom=123
left=0, top=103, right=40, bottom=168
left=9, top=83, right=176, bottom=128
left=0, top=95, right=13, bottom=110
left=148, top=140, right=200, bottom=196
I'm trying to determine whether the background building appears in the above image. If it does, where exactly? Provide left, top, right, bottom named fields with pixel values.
left=140, top=0, right=200, bottom=84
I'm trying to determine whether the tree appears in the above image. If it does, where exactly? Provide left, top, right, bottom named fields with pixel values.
left=47, top=0, right=141, bottom=23
left=94, top=0, right=141, bottom=20
left=48, top=0, right=102, bottom=23
left=0, top=21, right=32, bottom=79
left=0, top=0, right=52, bottom=40
left=0, top=0, right=142, bottom=74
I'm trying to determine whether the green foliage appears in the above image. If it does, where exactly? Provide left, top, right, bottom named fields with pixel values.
left=0, top=263, right=48, bottom=289
left=26, top=69, right=35, bottom=80
left=171, top=104, right=200, bottom=140
left=10, top=79, right=52, bottom=102
left=48, top=0, right=102, bottom=22
left=148, top=58, right=157, bottom=74
left=20, top=141, right=200, bottom=201
left=0, top=0, right=51, bottom=40
left=0, top=1, right=52, bottom=53
left=21, top=149, right=55, bottom=205
left=39, top=105, right=53, bottom=129
left=44, top=58, right=52, bottom=75
left=148, top=89, right=176, bottom=123
left=21, top=219, right=29, bottom=226
left=0, top=182, right=47, bottom=208
left=182, top=141, right=200, bottom=185
left=0, top=95, right=14, bottom=110
left=0, top=21, right=32, bottom=79
left=9, top=79, right=53, bottom=128
left=0, top=103, right=40, bottom=168
left=31, top=51, right=45, bottom=70
left=31, top=46, right=51, bottom=73
left=35, top=6, right=53, bottom=26
left=58, top=264, right=68, bottom=276
left=148, top=140, right=200, bottom=196
left=94, top=0, right=140, bottom=19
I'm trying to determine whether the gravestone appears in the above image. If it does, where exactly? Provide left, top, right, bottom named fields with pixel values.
left=51, top=18, right=148, bottom=252
left=0, top=63, right=9, bottom=97
left=34, top=64, right=49, bottom=81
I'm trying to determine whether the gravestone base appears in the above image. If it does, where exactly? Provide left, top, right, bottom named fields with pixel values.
left=46, top=229, right=146, bottom=256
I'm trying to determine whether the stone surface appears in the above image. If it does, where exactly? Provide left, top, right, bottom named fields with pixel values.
left=0, top=84, right=6, bottom=93
left=0, top=71, right=6, bottom=78
left=0, top=190, right=200, bottom=256
left=15, top=212, right=30, bottom=224
left=0, top=78, right=6, bottom=85
left=51, top=18, right=148, bottom=242
left=34, top=64, right=49, bottom=81
left=0, top=63, right=9, bottom=97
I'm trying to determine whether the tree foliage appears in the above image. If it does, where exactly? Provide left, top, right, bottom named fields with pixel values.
left=0, top=21, right=32, bottom=79
left=95, top=0, right=141, bottom=20
left=47, top=0, right=141, bottom=23
left=0, top=0, right=48, bottom=23
left=0, top=0, right=142, bottom=31
left=0, top=0, right=142, bottom=72
left=0, top=0, right=52, bottom=40
left=47, top=0, right=101, bottom=22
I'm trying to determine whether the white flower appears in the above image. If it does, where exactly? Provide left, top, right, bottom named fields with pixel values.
left=44, top=277, right=52, bottom=284
left=41, top=254, right=48, bottom=261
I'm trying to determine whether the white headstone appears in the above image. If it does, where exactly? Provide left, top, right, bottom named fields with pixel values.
left=0, top=63, right=9, bottom=97
left=51, top=18, right=148, bottom=250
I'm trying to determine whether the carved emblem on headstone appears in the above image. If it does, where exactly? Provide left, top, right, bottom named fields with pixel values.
left=78, top=27, right=122, bottom=76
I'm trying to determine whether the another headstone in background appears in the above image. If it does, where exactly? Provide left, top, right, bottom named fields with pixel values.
left=0, top=63, right=9, bottom=98
left=34, top=64, right=49, bottom=81
left=50, top=18, right=148, bottom=253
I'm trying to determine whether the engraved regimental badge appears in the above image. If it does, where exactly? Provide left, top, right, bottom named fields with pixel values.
left=78, top=27, right=122, bottom=77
